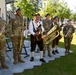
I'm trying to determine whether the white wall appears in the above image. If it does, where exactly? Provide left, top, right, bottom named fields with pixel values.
left=0, top=0, right=6, bottom=20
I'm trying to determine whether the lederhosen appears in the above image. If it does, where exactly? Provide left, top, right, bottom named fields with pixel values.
left=52, top=23, right=60, bottom=48
left=30, top=22, right=43, bottom=52
left=52, top=33, right=59, bottom=48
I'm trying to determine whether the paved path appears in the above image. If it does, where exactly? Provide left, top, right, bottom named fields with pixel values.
left=0, top=40, right=73, bottom=75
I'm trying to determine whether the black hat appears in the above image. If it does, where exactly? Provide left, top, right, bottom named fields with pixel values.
left=16, top=8, right=21, bottom=12
left=67, top=19, right=71, bottom=22
left=34, top=13, right=40, bottom=16
left=53, top=16, right=59, bottom=19
left=45, top=14, right=50, bottom=17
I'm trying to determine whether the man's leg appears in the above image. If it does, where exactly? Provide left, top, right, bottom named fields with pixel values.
left=18, top=36, right=25, bottom=63
left=55, top=38, right=59, bottom=53
left=64, top=37, right=68, bottom=53
left=38, top=40, right=46, bottom=62
left=47, top=44, right=51, bottom=57
left=43, top=44, right=46, bottom=57
left=0, top=40, right=9, bottom=69
left=12, top=36, right=18, bottom=64
left=0, top=49, right=9, bottom=69
left=30, top=36, right=36, bottom=61
left=52, top=39, right=56, bottom=55
left=67, top=37, right=72, bottom=53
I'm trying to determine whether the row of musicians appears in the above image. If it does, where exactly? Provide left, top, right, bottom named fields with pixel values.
left=0, top=10, right=75, bottom=69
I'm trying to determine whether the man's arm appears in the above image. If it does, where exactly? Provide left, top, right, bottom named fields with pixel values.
left=29, top=21, right=35, bottom=35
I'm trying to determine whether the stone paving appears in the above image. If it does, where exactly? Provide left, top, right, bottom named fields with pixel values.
left=0, top=40, right=73, bottom=75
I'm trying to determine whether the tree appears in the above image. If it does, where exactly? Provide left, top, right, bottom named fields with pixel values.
left=57, top=1, right=72, bottom=22
left=72, top=13, right=76, bottom=23
left=46, top=0, right=58, bottom=17
left=15, top=0, right=35, bottom=18
left=30, top=0, right=42, bottom=12
left=44, top=0, right=72, bottom=22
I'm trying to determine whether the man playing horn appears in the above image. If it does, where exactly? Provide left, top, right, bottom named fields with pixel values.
left=29, top=13, right=46, bottom=62
left=63, top=19, right=75, bottom=53
left=43, top=14, right=53, bottom=57
left=51, top=16, right=61, bottom=55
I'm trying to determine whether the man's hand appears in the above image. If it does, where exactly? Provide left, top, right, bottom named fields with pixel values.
left=41, top=35, right=46, bottom=39
left=34, top=32, right=39, bottom=36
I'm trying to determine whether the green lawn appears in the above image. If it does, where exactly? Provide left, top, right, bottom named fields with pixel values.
left=14, top=33, right=76, bottom=75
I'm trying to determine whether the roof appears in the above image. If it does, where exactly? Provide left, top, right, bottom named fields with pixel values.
left=5, top=0, right=15, bottom=4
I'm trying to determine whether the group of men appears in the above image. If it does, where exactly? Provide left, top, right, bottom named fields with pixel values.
left=29, top=12, right=75, bottom=63
left=0, top=8, right=75, bottom=69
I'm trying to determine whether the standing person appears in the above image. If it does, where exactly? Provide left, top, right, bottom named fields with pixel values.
left=63, top=19, right=75, bottom=53
left=0, top=8, right=9, bottom=68
left=29, top=13, right=46, bottom=62
left=43, top=14, right=53, bottom=57
left=51, top=16, right=61, bottom=55
left=9, top=8, right=25, bottom=64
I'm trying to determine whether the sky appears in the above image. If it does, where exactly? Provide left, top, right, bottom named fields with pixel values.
left=60, top=0, right=76, bottom=12
left=7, top=0, right=76, bottom=12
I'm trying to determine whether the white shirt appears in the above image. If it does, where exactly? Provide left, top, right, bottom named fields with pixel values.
left=29, top=20, right=44, bottom=35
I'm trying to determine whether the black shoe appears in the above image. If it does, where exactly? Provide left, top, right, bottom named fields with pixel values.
left=40, top=58, right=46, bottom=63
left=65, top=50, right=69, bottom=54
left=30, top=57, right=34, bottom=61
left=55, top=50, right=59, bottom=54
left=52, top=51, right=55, bottom=55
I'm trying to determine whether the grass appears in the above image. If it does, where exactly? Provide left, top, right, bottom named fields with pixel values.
left=14, top=33, right=76, bottom=75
